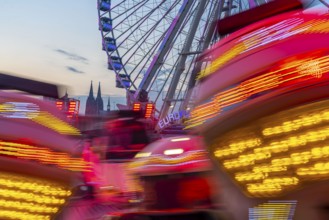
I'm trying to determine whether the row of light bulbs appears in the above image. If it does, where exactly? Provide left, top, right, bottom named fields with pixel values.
left=212, top=100, right=329, bottom=196
left=0, top=210, right=50, bottom=220
left=0, top=172, right=70, bottom=218
left=0, top=141, right=90, bottom=172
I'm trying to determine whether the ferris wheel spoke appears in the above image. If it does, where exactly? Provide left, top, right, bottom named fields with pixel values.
left=114, top=5, right=166, bottom=44
left=181, top=0, right=222, bottom=110
left=135, top=0, right=197, bottom=101
left=123, top=28, right=165, bottom=78
left=159, top=0, right=207, bottom=119
left=114, top=0, right=179, bottom=42
left=150, top=0, right=202, bottom=106
left=130, top=45, right=162, bottom=85
left=152, top=57, right=181, bottom=105
left=119, top=1, right=178, bottom=60
left=174, top=62, right=195, bottom=112
left=120, top=1, right=182, bottom=76
left=126, top=34, right=164, bottom=83
left=116, top=0, right=184, bottom=89
left=109, top=0, right=128, bottom=11
left=112, top=0, right=151, bottom=26
left=148, top=31, right=183, bottom=91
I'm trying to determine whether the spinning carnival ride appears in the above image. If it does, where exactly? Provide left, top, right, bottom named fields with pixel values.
left=97, top=0, right=269, bottom=125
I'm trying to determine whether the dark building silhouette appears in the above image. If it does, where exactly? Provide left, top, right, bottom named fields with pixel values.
left=107, top=97, right=111, bottom=111
left=96, top=82, right=104, bottom=114
left=85, top=81, right=97, bottom=115
left=85, top=81, right=106, bottom=116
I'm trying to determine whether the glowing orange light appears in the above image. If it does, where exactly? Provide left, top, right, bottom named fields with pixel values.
left=133, top=103, right=141, bottom=111
left=144, top=103, right=154, bottom=118
left=68, top=101, right=76, bottom=113
left=55, top=101, right=63, bottom=111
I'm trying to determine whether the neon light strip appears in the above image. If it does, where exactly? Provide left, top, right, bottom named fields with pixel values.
left=0, top=210, right=50, bottom=220
left=249, top=200, right=297, bottom=219
left=31, top=111, right=80, bottom=136
left=129, top=150, right=207, bottom=169
left=0, top=199, right=58, bottom=214
left=212, top=100, right=329, bottom=197
left=0, top=171, right=71, bottom=219
left=186, top=55, right=329, bottom=129
left=0, top=141, right=90, bottom=172
left=197, top=18, right=329, bottom=79
left=136, top=159, right=209, bottom=169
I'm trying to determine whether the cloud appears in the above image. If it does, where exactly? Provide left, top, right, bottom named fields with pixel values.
left=66, top=66, right=84, bottom=74
left=54, top=49, right=89, bottom=64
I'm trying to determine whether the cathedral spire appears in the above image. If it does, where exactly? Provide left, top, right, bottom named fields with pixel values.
left=95, top=82, right=104, bottom=114
left=88, top=81, right=94, bottom=98
left=107, top=96, right=111, bottom=111
left=85, top=81, right=96, bottom=115
left=97, top=82, right=101, bottom=98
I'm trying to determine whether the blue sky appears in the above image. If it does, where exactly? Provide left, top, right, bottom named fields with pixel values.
left=0, top=0, right=124, bottom=98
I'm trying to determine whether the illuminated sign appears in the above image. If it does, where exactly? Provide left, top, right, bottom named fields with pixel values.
left=158, top=110, right=190, bottom=129
left=0, top=101, right=80, bottom=135
left=0, top=102, right=39, bottom=119
left=249, top=200, right=297, bottom=220
left=0, top=171, right=71, bottom=219
left=211, top=99, right=329, bottom=197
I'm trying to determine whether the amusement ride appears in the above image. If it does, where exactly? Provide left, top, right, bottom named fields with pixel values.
left=1, top=0, right=329, bottom=220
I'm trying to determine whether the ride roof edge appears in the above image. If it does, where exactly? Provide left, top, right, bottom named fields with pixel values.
left=217, top=0, right=304, bottom=36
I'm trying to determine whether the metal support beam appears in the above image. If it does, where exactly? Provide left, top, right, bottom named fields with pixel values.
left=163, top=98, right=185, bottom=102
left=179, top=51, right=202, bottom=55
left=158, top=0, right=208, bottom=123
left=180, top=0, right=224, bottom=111
left=319, top=0, right=329, bottom=8
left=255, top=0, right=267, bottom=5
left=134, top=0, right=196, bottom=101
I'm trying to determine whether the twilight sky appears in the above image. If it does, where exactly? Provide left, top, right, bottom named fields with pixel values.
left=0, top=0, right=124, bottom=98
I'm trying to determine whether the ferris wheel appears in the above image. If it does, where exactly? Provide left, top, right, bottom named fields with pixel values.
left=97, top=0, right=266, bottom=121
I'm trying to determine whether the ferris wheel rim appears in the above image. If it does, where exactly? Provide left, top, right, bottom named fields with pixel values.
left=97, top=0, right=137, bottom=93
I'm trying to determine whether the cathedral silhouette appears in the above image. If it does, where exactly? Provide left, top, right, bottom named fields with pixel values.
left=85, top=81, right=110, bottom=115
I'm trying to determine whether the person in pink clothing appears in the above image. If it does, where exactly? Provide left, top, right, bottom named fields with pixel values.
left=82, top=136, right=107, bottom=197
